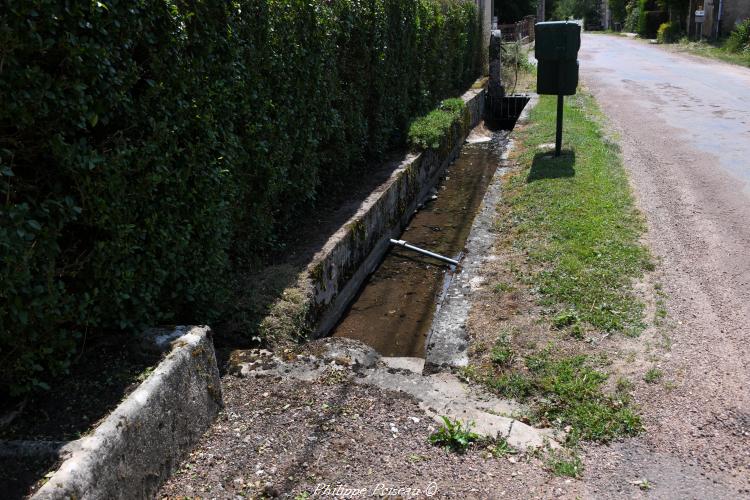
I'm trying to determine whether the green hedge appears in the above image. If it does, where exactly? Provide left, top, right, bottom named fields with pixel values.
left=0, top=0, right=482, bottom=397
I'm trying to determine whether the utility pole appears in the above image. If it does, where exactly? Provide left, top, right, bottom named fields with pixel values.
left=537, top=0, right=545, bottom=22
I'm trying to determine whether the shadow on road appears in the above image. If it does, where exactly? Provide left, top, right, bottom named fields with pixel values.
left=527, top=150, right=576, bottom=182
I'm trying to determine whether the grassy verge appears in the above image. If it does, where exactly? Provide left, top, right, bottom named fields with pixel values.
left=464, top=90, right=653, bottom=460
left=662, top=39, right=750, bottom=68
left=500, top=93, right=652, bottom=335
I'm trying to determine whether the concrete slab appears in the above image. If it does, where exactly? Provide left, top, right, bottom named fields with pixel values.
left=380, top=357, right=425, bottom=374
left=232, top=339, right=558, bottom=452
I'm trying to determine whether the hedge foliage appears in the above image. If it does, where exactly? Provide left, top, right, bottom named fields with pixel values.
left=0, top=0, right=482, bottom=397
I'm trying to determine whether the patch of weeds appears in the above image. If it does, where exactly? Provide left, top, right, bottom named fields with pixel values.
left=487, top=437, right=516, bottom=458
left=490, top=334, right=515, bottom=367
left=457, top=364, right=479, bottom=382
left=408, top=453, right=430, bottom=463
left=660, top=331, right=673, bottom=351
left=553, top=310, right=579, bottom=328
left=552, top=310, right=585, bottom=339
left=655, top=300, right=667, bottom=320
left=294, top=493, right=311, bottom=500
left=408, top=98, right=465, bottom=150
left=135, top=366, right=155, bottom=383
left=570, top=323, right=584, bottom=340
left=634, top=478, right=653, bottom=491
left=486, top=373, right=534, bottom=399
left=529, top=353, right=641, bottom=442
left=672, top=38, right=750, bottom=69
left=473, top=347, right=640, bottom=443
left=429, top=416, right=479, bottom=453
left=493, top=282, right=515, bottom=293
left=472, top=341, right=488, bottom=355
left=663, top=380, right=677, bottom=391
left=546, top=449, right=583, bottom=478
left=615, top=377, right=633, bottom=394
left=643, top=367, right=663, bottom=384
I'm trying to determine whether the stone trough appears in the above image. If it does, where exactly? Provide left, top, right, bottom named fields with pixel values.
left=23, top=326, right=221, bottom=499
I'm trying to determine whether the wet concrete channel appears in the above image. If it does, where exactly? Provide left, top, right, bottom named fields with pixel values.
left=331, top=128, right=509, bottom=357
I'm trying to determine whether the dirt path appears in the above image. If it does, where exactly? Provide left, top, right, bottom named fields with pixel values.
left=578, top=34, right=750, bottom=499
left=159, top=369, right=577, bottom=499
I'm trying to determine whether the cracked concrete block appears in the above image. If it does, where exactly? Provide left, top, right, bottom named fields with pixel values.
left=317, top=338, right=380, bottom=369
left=380, top=357, right=425, bottom=374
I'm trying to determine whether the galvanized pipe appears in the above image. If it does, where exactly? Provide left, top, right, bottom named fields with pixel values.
left=389, top=239, right=460, bottom=266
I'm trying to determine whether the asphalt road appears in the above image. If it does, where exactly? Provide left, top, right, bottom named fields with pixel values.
left=579, top=34, right=750, bottom=498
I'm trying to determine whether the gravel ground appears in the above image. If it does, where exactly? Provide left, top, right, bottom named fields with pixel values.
left=159, top=374, right=580, bottom=499
left=578, top=34, right=750, bottom=499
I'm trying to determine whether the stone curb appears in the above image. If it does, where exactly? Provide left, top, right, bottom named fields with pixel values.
left=425, top=93, right=539, bottom=371
left=32, top=326, right=222, bottom=500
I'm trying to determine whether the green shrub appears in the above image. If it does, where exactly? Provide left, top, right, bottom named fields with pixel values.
left=726, top=19, right=750, bottom=53
left=657, top=21, right=681, bottom=44
left=0, top=0, right=482, bottom=397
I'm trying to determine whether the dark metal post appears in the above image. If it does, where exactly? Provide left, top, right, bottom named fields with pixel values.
left=555, top=94, right=563, bottom=156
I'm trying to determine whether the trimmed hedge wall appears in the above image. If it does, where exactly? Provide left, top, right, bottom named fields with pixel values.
left=0, top=0, right=482, bottom=396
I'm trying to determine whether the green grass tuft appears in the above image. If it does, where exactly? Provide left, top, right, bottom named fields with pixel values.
left=429, top=416, right=479, bottom=453
left=547, top=450, right=583, bottom=478
left=490, top=334, right=515, bottom=367
left=408, top=98, right=466, bottom=150
left=643, top=367, right=663, bottom=384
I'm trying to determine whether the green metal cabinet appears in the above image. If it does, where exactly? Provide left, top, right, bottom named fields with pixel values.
left=537, top=60, right=579, bottom=96
left=535, top=21, right=580, bottom=96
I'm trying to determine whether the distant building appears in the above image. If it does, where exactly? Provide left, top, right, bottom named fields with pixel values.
left=699, top=0, right=750, bottom=39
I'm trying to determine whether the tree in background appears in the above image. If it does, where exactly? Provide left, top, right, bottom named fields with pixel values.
left=657, top=0, right=688, bottom=26
left=496, top=0, right=537, bottom=23
left=609, top=0, right=628, bottom=23
left=623, top=0, right=641, bottom=31
left=552, top=0, right=601, bottom=25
